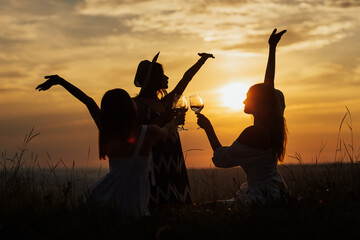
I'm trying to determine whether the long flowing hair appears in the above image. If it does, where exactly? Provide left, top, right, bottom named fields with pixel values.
left=134, top=60, right=168, bottom=100
left=248, top=83, right=287, bottom=162
left=99, top=89, right=137, bottom=160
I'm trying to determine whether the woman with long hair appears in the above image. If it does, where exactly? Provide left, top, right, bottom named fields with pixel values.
left=90, top=88, right=182, bottom=220
left=35, top=51, right=213, bottom=206
left=133, top=52, right=214, bottom=205
left=196, top=29, right=288, bottom=206
left=36, top=82, right=183, bottom=220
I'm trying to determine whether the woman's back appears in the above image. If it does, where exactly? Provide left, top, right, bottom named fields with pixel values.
left=88, top=125, right=152, bottom=221
left=108, top=125, right=151, bottom=175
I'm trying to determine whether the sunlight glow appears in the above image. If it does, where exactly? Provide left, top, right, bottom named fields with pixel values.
left=219, top=82, right=250, bottom=111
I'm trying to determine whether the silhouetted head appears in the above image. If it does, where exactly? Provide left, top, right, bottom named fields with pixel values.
left=244, top=84, right=277, bottom=116
left=134, top=60, right=168, bottom=99
left=99, top=88, right=137, bottom=159
left=243, top=83, right=287, bottom=162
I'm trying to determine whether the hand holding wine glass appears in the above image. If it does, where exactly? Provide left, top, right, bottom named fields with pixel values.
left=190, top=94, right=204, bottom=129
left=196, top=112, right=212, bottom=130
left=173, top=94, right=188, bottom=131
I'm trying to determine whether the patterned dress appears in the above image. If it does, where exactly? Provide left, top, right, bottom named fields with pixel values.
left=140, top=101, right=192, bottom=205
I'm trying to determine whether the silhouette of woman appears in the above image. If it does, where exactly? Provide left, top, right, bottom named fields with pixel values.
left=196, top=29, right=288, bottom=206
left=36, top=83, right=183, bottom=220
left=133, top=52, right=214, bottom=205
left=90, top=89, right=183, bottom=221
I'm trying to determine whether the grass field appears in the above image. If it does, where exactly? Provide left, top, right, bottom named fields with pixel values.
left=1, top=118, right=360, bottom=239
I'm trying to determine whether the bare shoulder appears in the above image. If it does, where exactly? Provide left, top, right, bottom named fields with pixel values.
left=237, top=125, right=271, bottom=150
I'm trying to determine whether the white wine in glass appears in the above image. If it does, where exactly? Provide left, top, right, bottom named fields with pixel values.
left=190, top=94, right=204, bottom=113
left=190, top=94, right=204, bottom=129
left=173, top=94, right=188, bottom=131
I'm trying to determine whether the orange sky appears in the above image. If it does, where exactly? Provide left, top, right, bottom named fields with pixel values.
left=1, top=0, right=360, bottom=168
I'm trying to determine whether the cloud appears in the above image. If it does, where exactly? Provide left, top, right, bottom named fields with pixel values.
left=0, top=0, right=83, bottom=16
left=222, top=30, right=299, bottom=52
left=260, top=0, right=360, bottom=8
left=0, top=0, right=131, bottom=49
left=329, top=0, right=360, bottom=8
left=1, top=0, right=358, bottom=59
left=0, top=87, right=26, bottom=93
left=0, top=70, right=29, bottom=78
left=45, top=15, right=130, bottom=41
left=75, top=0, right=360, bottom=53
left=0, top=36, right=30, bottom=47
left=283, top=61, right=360, bottom=92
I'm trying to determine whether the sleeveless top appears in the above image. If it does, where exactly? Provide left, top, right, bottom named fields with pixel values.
left=87, top=125, right=152, bottom=221
left=108, top=125, right=150, bottom=176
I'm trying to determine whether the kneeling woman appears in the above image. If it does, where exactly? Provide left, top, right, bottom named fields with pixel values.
left=197, top=83, right=288, bottom=206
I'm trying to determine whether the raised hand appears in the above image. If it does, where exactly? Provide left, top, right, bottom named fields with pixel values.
left=198, top=53, right=215, bottom=59
left=268, top=28, right=287, bottom=47
left=35, top=75, right=63, bottom=91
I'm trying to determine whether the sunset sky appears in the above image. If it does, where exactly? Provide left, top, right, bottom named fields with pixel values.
left=1, top=0, right=360, bottom=168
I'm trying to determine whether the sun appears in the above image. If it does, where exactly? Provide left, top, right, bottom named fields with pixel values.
left=219, top=82, right=250, bottom=111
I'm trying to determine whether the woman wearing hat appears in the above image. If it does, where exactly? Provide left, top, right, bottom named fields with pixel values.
left=35, top=51, right=214, bottom=207
left=133, top=52, right=214, bottom=205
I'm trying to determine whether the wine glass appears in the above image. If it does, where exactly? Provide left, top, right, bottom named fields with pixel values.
left=173, top=94, right=188, bottom=131
left=190, top=94, right=204, bottom=129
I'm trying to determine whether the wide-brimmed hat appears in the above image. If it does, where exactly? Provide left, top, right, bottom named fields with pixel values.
left=134, top=52, right=160, bottom=91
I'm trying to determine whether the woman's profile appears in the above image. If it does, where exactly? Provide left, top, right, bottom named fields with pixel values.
left=196, top=29, right=289, bottom=206
left=133, top=52, right=214, bottom=205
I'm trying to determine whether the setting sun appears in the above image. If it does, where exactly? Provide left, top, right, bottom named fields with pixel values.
left=219, top=82, right=250, bottom=111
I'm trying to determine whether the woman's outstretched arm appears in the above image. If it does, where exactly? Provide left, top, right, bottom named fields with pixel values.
left=163, top=53, right=214, bottom=107
left=264, top=29, right=286, bottom=88
left=196, top=113, right=221, bottom=151
left=36, top=75, right=101, bottom=129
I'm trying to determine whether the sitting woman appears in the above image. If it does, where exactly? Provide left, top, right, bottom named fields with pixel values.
left=196, top=29, right=289, bottom=207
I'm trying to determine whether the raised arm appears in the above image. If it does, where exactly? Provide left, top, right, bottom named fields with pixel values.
left=36, top=75, right=101, bottom=129
left=196, top=113, right=221, bottom=151
left=264, top=29, right=286, bottom=88
left=163, top=53, right=214, bottom=107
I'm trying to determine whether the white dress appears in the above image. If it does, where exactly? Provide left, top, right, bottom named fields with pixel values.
left=212, top=140, right=288, bottom=206
left=87, top=125, right=151, bottom=221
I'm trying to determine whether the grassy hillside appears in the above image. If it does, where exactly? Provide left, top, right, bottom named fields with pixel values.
left=1, top=123, right=359, bottom=239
